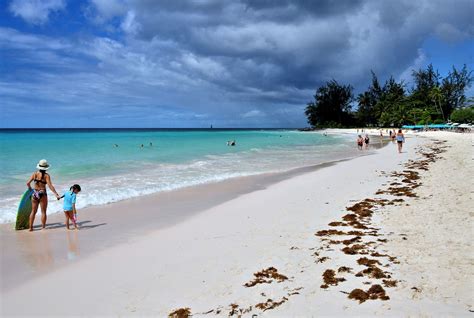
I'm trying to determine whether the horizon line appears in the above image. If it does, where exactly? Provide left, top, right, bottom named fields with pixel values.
left=0, top=127, right=306, bottom=130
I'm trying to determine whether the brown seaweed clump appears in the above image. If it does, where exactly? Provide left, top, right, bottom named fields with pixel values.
left=328, top=236, right=362, bottom=246
left=377, top=186, right=417, bottom=197
left=338, top=266, right=353, bottom=273
left=255, top=297, right=288, bottom=311
left=355, top=266, right=390, bottom=279
left=383, top=279, right=398, bottom=287
left=348, top=284, right=389, bottom=303
left=315, top=229, right=347, bottom=236
left=348, top=230, right=377, bottom=236
left=328, top=221, right=348, bottom=227
left=341, top=244, right=367, bottom=255
left=342, top=214, right=358, bottom=222
left=346, top=201, right=374, bottom=218
left=342, top=236, right=362, bottom=245
left=370, top=252, right=389, bottom=258
left=169, top=308, right=191, bottom=318
left=348, top=289, right=369, bottom=303
left=244, top=267, right=288, bottom=287
left=320, top=269, right=346, bottom=289
left=316, top=256, right=330, bottom=263
left=228, top=304, right=252, bottom=316
left=364, top=198, right=389, bottom=205
left=357, top=257, right=381, bottom=267
left=367, top=284, right=390, bottom=300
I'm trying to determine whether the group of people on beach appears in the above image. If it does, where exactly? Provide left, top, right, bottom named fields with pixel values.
left=357, top=134, right=370, bottom=150
left=357, top=129, right=405, bottom=153
left=26, top=159, right=81, bottom=232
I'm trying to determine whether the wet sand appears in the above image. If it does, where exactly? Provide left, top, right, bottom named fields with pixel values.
left=1, top=144, right=384, bottom=292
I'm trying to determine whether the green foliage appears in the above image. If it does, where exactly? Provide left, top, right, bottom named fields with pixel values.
left=450, top=107, right=474, bottom=123
left=441, top=65, right=473, bottom=117
left=305, top=80, right=354, bottom=127
left=305, top=64, right=473, bottom=127
left=411, top=64, right=440, bottom=109
left=377, top=77, right=408, bottom=127
left=356, top=71, right=382, bottom=126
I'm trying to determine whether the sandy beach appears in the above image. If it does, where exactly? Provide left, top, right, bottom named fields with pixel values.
left=1, top=130, right=472, bottom=317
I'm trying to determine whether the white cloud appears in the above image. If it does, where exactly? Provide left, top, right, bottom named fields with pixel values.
left=435, top=23, right=468, bottom=43
left=90, top=0, right=127, bottom=19
left=398, top=49, right=427, bottom=84
left=181, top=53, right=228, bottom=81
left=9, top=0, right=65, bottom=25
left=241, top=110, right=263, bottom=118
left=121, top=10, right=141, bottom=35
left=0, top=27, right=71, bottom=50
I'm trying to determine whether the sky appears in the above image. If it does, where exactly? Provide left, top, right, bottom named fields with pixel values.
left=0, top=0, right=473, bottom=128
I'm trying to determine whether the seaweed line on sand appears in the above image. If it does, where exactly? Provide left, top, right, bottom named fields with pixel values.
left=168, top=142, right=448, bottom=315
left=312, top=142, right=447, bottom=303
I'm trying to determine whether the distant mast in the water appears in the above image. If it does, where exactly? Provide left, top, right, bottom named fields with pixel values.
left=210, top=124, right=213, bottom=129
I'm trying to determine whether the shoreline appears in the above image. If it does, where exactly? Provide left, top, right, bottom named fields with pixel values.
left=1, top=131, right=471, bottom=316
left=1, top=139, right=385, bottom=292
left=0, top=129, right=375, bottom=224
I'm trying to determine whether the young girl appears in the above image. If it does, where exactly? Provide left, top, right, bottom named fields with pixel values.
left=63, top=184, right=81, bottom=230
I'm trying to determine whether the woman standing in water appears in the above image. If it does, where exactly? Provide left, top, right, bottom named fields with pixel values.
left=356, top=135, right=364, bottom=150
left=26, top=159, right=60, bottom=231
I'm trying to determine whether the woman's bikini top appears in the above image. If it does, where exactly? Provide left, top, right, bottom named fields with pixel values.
left=34, top=172, right=47, bottom=185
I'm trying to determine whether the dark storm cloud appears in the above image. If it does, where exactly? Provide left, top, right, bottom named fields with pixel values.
left=115, top=0, right=359, bottom=101
left=240, top=0, right=364, bottom=17
left=2, top=0, right=473, bottom=127
left=114, top=0, right=472, bottom=96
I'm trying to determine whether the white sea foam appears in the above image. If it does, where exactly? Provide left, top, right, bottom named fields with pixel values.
left=0, top=137, right=360, bottom=224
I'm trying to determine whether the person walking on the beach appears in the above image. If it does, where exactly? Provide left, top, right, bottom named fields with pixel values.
left=396, top=129, right=405, bottom=153
left=62, top=184, right=81, bottom=230
left=26, top=159, right=60, bottom=231
left=357, top=135, right=364, bottom=150
left=364, top=134, right=370, bottom=149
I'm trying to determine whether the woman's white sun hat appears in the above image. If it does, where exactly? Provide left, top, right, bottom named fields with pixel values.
left=37, top=159, right=50, bottom=170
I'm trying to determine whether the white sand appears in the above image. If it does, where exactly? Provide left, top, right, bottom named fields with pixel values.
left=1, top=131, right=472, bottom=317
left=374, top=131, right=473, bottom=315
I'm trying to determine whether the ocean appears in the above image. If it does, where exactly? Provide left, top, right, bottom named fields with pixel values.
left=0, top=129, right=360, bottom=223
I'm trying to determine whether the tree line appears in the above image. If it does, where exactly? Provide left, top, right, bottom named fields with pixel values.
left=305, top=64, right=473, bottom=127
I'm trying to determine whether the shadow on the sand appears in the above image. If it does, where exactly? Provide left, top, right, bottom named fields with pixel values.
left=30, top=222, right=63, bottom=230
left=36, top=221, right=107, bottom=230
left=77, top=220, right=107, bottom=230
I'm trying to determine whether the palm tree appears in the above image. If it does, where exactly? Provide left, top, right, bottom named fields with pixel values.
left=429, top=86, right=445, bottom=122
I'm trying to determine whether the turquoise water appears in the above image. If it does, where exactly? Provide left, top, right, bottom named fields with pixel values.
left=0, top=129, right=358, bottom=223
